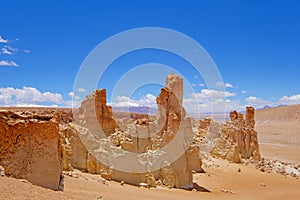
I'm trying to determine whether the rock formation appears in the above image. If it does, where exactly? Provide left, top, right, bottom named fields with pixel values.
left=198, top=107, right=261, bottom=163
left=220, top=107, right=260, bottom=161
left=71, top=74, right=202, bottom=189
left=0, top=110, right=63, bottom=190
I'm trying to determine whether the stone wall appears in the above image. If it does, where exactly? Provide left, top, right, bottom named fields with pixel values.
left=0, top=110, right=63, bottom=190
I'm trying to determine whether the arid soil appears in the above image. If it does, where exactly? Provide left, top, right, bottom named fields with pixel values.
left=1, top=158, right=299, bottom=200
left=255, top=104, right=300, bottom=165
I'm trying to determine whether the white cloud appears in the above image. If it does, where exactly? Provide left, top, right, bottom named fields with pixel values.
left=77, top=88, right=86, bottom=92
left=0, top=60, right=18, bottom=67
left=244, top=94, right=300, bottom=109
left=241, top=90, right=246, bottom=94
left=68, top=91, right=80, bottom=100
left=183, top=97, right=244, bottom=114
left=110, top=93, right=157, bottom=108
left=279, top=94, right=300, bottom=105
left=0, top=35, right=8, bottom=43
left=23, top=49, right=31, bottom=53
left=225, top=83, right=233, bottom=88
left=199, top=83, right=205, bottom=87
left=182, top=89, right=236, bottom=113
left=216, top=81, right=234, bottom=88
left=192, top=84, right=196, bottom=87
left=1, top=45, right=18, bottom=55
left=191, top=89, right=235, bottom=101
left=0, top=87, right=63, bottom=106
left=245, top=96, right=272, bottom=107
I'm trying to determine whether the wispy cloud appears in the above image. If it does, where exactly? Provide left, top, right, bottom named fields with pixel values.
left=199, top=83, right=205, bottom=87
left=216, top=81, right=234, bottom=88
left=77, top=88, right=86, bottom=92
left=241, top=90, right=246, bottom=94
left=0, top=60, right=18, bottom=67
left=225, top=83, right=233, bottom=88
left=23, top=49, right=31, bottom=53
left=1, top=45, right=18, bottom=55
left=0, top=35, right=8, bottom=43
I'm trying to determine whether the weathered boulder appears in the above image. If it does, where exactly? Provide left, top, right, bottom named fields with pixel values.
left=0, top=110, right=63, bottom=190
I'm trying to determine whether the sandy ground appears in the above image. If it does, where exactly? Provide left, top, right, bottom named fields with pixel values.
left=1, top=158, right=299, bottom=200
left=255, top=105, right=300, bottom=165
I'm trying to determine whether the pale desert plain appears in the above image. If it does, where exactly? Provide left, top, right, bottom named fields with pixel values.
left=0, top=102, right=299, bottom=200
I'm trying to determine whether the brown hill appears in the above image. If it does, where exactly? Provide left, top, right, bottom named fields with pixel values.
left=255, top=104, right=300, bottom=164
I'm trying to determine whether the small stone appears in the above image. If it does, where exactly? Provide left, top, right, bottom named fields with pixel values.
left=139, top=183, right=149, bottom=188
left=259, top=167, right=265, bottom=172
left=120, top=181, right=125, bottom=186
left=98, top=177, right=106, bottom=185
left=220, top=189, right=235, bottom=194
left=71, top=172, right=79, bottom=178
left=237, top=168, right=241, bottom=172
left=220, top=189, right=228, bottom=193
left=290, top=172, right=297, bottom=178
left=101, top=173, right=111, bottom=181
left=260, top=183, right=266, bottom=187
left=0, top=165, right=5, bottom=177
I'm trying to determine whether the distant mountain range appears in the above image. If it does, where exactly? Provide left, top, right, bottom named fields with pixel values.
left=113, top=106, right=157, bottom=114
left=256, top=104, right=287, bottom=111
left=256, top=105, right=272, bottom=110
left=112, top=104, right=289, bottom=115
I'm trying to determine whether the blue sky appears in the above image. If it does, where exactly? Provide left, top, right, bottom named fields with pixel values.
left=1, top=0, right=300, bottom=112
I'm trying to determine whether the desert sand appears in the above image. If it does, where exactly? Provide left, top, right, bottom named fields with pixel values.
left=256, top=104, right=300, bottom=165
left=1, top=158, right=299, bottom=200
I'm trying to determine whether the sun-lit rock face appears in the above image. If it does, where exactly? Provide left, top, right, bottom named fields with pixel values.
left=221, top=107, right=260, bottom=161
left=196, top=107, right=260, bottom=163
left=0, top=110, right=63, bottom=191
left=70, top=74, right=202, bottom=189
